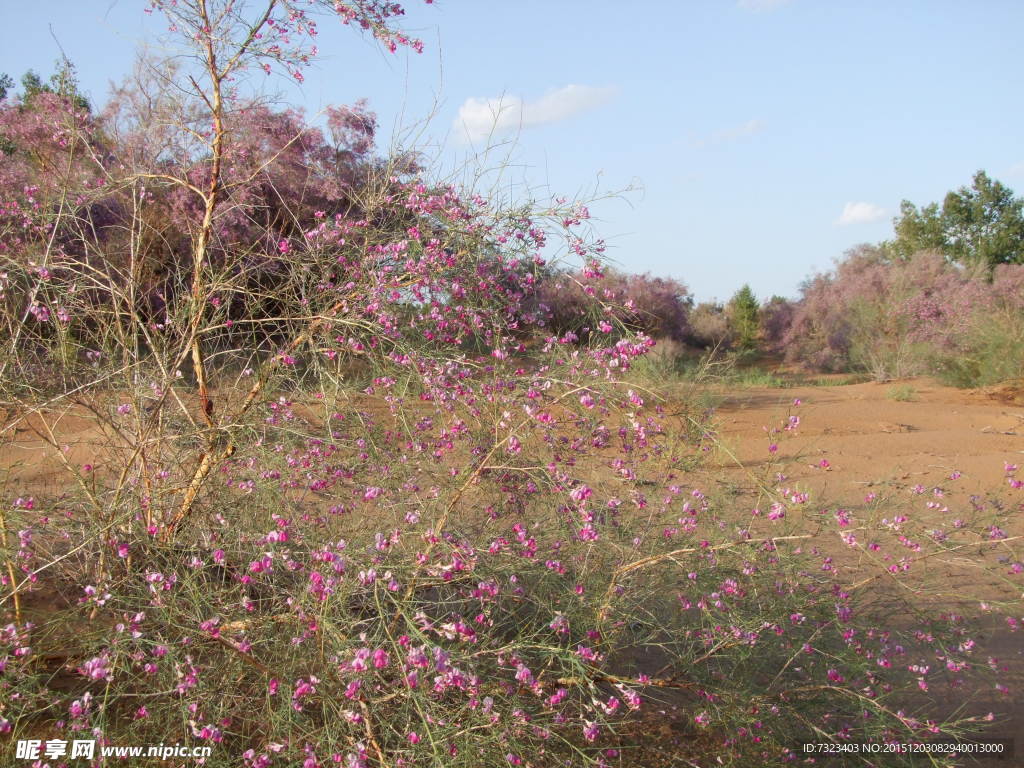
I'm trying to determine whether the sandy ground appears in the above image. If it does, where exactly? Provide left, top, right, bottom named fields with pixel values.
left=710, top=377, right=1023, bottom=504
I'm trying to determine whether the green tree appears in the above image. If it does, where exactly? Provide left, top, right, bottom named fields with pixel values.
left=887, top=171, right=1024, bottom=268
left=728, top=284, right=760, bottom=352
left=19, top=59, right=90, bottom=112
left=19, top=69, right=47, bottom=100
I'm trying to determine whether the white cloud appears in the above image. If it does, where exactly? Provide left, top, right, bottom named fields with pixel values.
left=715, top=118, right=765, bottom=142
left=836, top=201, right=887, bottom=226
left=454, top=84, right=616, bottom=144
left=689, top=118, right=765, bottom=149
left=738, top=0, right=794, bottom=10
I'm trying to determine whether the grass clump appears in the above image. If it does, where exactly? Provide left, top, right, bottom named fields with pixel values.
left=886, top=383, right=918, bottom=401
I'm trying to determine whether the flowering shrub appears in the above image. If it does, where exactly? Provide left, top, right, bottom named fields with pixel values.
left=779, top=247, right=968, bottom=378
left=774, top=245, right=1024, bottom=384
left=686, top=301, right=734, bottom=350
left=928, top=262, right=1024, bottom=386
left=3, top=386, right=1021, bottom=765
left=533, top=268, right=692, bottom=343
left=0, top=3, right=1021, bottom=767
left=758, top=296, right=795, bottom=356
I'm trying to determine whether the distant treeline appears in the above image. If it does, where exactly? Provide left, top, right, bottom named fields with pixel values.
left=536, top=171, right=1024, bottom=386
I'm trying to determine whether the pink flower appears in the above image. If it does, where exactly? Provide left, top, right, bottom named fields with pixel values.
left=292, top=677, right=318, bottom=711
left=28, top=303, right=50, bottom=322
left=79, top=655, right=111, bottom=681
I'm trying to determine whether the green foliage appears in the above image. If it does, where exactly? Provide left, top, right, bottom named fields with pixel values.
left=0, top=73, right=13, bottom=155
left=886, top=383, right=917, bottom=402
left=687, top=300, right=733, bottom=348
left=19, top=59, right=90, bottom=112
left=801, top=373, right=869, bottom=386
left=887, top=171, right=1024, bottom=268
left=932, top=306, right=1024, bottom=387
left=844, top=286, right=925, bottom=381
left=729, top=367, right=785, bottom=387
left=19, top=70, right=46, bottom=99
left=727, top=283, right=759, bottom=352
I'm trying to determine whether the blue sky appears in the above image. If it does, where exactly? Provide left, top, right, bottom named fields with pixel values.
left=4, top=0, right=1023, bottom=302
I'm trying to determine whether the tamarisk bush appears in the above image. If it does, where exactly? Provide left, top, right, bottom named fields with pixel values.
left=757, top=295, right=795, bottom=356
left=0, top=3, right=1022, bottom=767
left=686, top=301, right=733, bottom=351
left=532, top=268, right=692, bottom=344
left=776, top=244, right=1024, bottom=384
left=778, top=247, right=971, bottom=378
